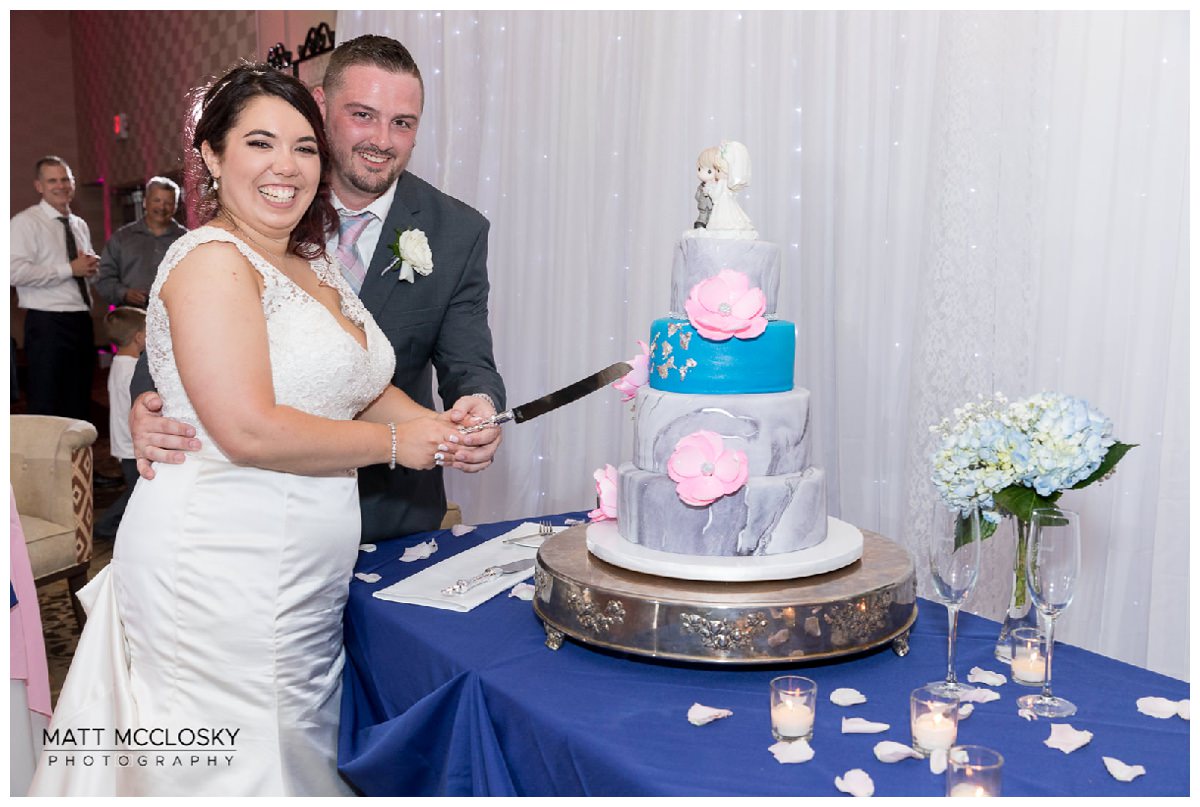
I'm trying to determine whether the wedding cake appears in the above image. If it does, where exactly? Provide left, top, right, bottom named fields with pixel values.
left=592, top=141, right=847, bottom=571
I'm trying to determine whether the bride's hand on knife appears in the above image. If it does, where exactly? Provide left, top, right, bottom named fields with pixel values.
left=394, top=412, right=463, bottom=471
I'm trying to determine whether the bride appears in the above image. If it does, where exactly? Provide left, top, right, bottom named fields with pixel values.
left=28, top=65, right=479, bottom=796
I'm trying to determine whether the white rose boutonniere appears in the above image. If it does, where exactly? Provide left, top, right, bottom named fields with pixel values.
left=386, top=228, right=434, bottom=283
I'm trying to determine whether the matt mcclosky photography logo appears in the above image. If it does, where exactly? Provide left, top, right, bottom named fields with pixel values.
left=42, top=726, right=240, bottom=769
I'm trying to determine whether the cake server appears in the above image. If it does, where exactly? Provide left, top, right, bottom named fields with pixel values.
left=459, top=361, right=633, bottom=434
left=441, top=559, right=536, bottom=596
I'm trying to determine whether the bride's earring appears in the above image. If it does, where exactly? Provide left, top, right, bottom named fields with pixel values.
left=212, top=176, right=220, bottom=191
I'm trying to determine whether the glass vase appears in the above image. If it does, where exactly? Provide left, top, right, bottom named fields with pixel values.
left=994, top=516, right=1040, bottom=662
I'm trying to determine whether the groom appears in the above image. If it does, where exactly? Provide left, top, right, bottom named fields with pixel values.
left=132, top=36, right=505, bottom=542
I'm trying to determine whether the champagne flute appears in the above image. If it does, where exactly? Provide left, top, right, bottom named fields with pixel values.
left=925, top=502, right=982, bottom=696
left=1017, top=508, right=1080, bottom=718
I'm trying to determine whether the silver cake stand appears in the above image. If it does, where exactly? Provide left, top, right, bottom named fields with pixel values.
left=532, top=525, right=916, bottom=664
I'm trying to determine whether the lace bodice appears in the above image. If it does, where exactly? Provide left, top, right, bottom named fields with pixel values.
left=145, top=226, right=396, bottom=457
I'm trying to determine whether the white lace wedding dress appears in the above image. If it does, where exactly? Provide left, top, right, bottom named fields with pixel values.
left=28, top=227, right=396, bottom=796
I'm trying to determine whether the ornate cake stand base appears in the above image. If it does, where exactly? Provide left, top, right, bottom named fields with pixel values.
left=533, top=525, right=916, bottom=664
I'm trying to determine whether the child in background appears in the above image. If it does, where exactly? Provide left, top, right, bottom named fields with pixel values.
left=94, top=307, right=146, bottom=539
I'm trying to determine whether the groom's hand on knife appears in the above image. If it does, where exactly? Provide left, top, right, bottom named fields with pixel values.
left=446, top=395, right=503, bottom=472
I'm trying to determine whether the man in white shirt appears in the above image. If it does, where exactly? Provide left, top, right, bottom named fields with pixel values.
left=11, top=156, right=100, bottom=420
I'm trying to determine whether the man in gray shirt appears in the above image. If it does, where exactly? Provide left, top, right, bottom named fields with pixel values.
left=96, top=177, right=187, bottom=308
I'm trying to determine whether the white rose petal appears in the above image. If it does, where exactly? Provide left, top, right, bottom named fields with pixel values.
left=1018, top=708, right=1037, bottom=721
left=1102, top=756, right=1146, bottom=782
left=769, top=738, right=814, bottom=764
left=397, top=229, right=434, bottom=270
left=835, top=768, right=875, bottom=797
left=1044, top=723, right=1093, bottom=754
left=1137, top=696, right=1181, bottom=719
left=450, top=524, right=477, bottom=537
left=929, top=748, right=948, bottom=775
left=958, top=688, right=1000, bottom=704
left=968, top=667, right=1007, bottom=686
left=508, top=582, right=535, bottom=601
left=957, top=703, right=975, bottom=719
left=359, top=543, right=377, bottom=553
left=841, top=717, right=889, bottom=734
left=400, top=539, right=438, bottom=562
left=1178, top=700, right=1190, bottom=720
left=873, top=741, right=921, bottom=763
left=687, top=703, right=733, bottom=726
left=830, top=687, right=868, bottom=706
left=353, top=572, right=381, bottom=583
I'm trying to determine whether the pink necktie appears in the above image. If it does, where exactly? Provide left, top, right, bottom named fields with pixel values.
left=336, top=211, right=374, bottom=293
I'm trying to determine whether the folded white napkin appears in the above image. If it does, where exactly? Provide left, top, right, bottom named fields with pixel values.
left=372, top=522, right=564, bottom=612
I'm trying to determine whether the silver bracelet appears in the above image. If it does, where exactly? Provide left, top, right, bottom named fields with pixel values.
left=468, top=392, right=496, bottom=411
left=387, top=422, right=397, bottom=470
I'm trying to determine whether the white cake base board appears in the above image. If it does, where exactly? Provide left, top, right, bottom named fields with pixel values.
left=585, top=517, right=864, bottom=582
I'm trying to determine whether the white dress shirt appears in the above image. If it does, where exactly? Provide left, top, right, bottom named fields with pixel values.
left=328, top=180, right=400, bottom=280
left=10, top=200, right=96, bottom=312
left=107, top=353, right=138, bottom=459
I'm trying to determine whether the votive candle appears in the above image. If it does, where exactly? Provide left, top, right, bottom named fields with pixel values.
left=1010, top=627, right=1047, bottom=686
left=770, top=676, right=816, bottom=742
left=910, top=685, right=959, bottom=756
left=946, top=745, right=1003, bottom=797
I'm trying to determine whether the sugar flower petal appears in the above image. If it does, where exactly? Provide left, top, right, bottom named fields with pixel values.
left=842, top=717, right=889, bottom=734
left=1044, top=723, right=1093, bottom=753
left=769, top=738, right=814, bottom=764
left=1102, top=757, right=1146, bottom=782
left=684, top=270, right=768, bottom=342
left=687, top=703, right=733, bottom=726
left=835, top=769, right=875, bottom=797
left=968, top=667, right=1007, bottom=686
left=612, top=340, right=651, bottom=402
left=588, top=464, right=619, bottom=521
left=830, top=688, right=868, bottom=706
left=873, top=741, right=921, bottom=763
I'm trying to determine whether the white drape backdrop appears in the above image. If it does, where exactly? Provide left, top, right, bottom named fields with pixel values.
left=337, top=11, right=1188, bottom=679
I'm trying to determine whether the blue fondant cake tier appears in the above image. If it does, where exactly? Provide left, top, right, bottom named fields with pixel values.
left=647, top=317, right=795, bottom=394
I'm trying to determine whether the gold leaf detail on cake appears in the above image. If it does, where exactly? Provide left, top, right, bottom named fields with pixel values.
left=679, top=331, right=693, bottom=350
left=649, top=334, right=659, bottom=357
left=678, top=358, right=698, bottom=379
left=661, top=342, right=673, bottom=358
left=657, top=357, right=676, bottom=379
left=667, top=322, right=683, bottom=337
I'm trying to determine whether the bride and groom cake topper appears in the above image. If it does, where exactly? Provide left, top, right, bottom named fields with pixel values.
left=691, top=140, right=757, bottom=239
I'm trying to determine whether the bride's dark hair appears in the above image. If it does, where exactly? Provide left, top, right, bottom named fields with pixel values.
left=184, top=63, right=336, bottom=260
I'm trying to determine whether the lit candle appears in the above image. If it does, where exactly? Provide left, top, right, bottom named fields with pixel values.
left=912, top=711, right=957, bottom=752
left=1011, top=648, right=1046, bottom=684
left=949, top=783, right=993, bottom=797
left=771, top=698, right=814, bottom=739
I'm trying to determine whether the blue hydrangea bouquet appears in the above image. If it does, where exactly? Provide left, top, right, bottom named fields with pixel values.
left=930, top=392, right=1134, bottom=538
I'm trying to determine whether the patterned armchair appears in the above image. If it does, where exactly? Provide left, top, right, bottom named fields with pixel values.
left=10, top=415, right=97, bottom=630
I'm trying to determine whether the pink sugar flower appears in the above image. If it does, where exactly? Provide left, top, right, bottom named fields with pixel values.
left=683, top=269, right=768, bottom=342
left=612, top=340, right=651, bottom=402
left=588, top=464, right=619, bottom=522
left=666, top=430, right=749, bottom=506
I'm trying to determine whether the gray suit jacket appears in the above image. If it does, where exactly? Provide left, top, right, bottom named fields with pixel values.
left=132, top=171, right=505, bottom=541
left=355, top=171, right=504, bottom=541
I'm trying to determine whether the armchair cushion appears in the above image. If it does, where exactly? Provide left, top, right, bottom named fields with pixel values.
left=10, top=415, right=98, bottom=577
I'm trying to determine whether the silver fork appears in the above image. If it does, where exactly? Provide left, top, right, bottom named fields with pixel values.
left=503, top=520, right=554, bottom=547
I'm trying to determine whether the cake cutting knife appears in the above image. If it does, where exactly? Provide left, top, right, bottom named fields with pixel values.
left=459, top=361, right=633, bottom=434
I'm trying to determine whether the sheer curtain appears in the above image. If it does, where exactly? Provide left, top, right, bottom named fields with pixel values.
left=337, top=11, right=1188, bottom=679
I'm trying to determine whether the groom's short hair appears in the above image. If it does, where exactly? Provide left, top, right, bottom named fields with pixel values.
left=323, top=35, right=424, bottom=108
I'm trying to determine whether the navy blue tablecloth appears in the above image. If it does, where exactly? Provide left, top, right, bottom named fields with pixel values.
left=338, top=514, right=1189, bottom=796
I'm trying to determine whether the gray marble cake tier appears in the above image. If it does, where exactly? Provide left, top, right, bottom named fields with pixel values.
left=669, top=238, right=781, bottom=317
left=633, top=387, right=812, bottom=476
left=617, top=462, right=828, bottom=556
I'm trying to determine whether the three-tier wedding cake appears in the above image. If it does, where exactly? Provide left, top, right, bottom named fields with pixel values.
left=587, top=141, right=861, bottom=580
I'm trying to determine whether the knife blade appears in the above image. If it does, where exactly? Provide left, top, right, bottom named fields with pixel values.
left=459, top=361, right=633, bottom=433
